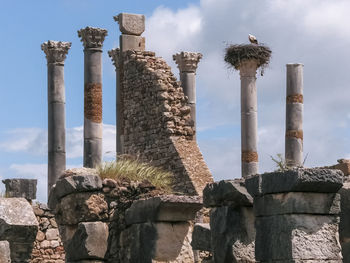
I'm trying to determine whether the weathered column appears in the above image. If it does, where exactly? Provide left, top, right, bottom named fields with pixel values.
left=113, top=13, right=145, bottom=156
left=78, top=27, right=108, bottom=168
left=173, top=52, right=202, bottom=136
left=41, top=40, right=71, bottom=195
left=108, top=48, right=122, bottom=155
left=285, top=63, right=304, bottom=167
left=239, top=60, right=259, bottom=178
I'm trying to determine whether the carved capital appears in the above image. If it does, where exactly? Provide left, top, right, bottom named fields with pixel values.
left=173, top=52, right=203, bottom=73
left=41, top=40, right=71, bottom=64
left=78, top=27, right=108, bottom=49
left=108, top=48, right=121, bottom=69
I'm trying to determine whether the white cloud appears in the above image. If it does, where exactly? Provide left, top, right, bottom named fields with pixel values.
left=0, top=124, right=116, bottom=161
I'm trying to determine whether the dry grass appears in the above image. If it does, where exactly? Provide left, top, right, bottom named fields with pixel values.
left=224, top=44, right=271, bottom=70
left=97, top=156, right=173, bottom=192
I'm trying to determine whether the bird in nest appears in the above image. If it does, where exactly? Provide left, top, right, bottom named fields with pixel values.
left=248, top=34, right=258, bottom=44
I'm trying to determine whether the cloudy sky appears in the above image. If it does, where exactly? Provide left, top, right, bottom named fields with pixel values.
left=1, top=0, right=350, bottom=202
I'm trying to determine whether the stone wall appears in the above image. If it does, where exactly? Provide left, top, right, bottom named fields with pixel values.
left=48, top=168, right=203, bottom=262
left=31, top=202, right=65, bottom=263
left=120, top=50, right=212, bottom=195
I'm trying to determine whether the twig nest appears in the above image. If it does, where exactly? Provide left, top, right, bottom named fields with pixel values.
left=224, top=44, right=271, bottom=70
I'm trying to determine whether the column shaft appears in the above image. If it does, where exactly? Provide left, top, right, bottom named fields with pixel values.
left=84, top=49, right=103, bottom=167
left=180, top=72, right=196, bottom=129
left=285, top=64, right=304, bottom=167
left=240, top=60, right=258, bottom=178
left=78, top=27, right=107, bottom=168
left=41, top=40, right=71, bottom=197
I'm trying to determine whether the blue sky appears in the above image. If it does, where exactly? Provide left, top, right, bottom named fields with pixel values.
left=1, top=0, right=350, bottom=202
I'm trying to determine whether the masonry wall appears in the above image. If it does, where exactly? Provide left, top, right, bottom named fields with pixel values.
left=31, top=202, right=65, bottom=263
left=121, top=50, right=213, bottom=195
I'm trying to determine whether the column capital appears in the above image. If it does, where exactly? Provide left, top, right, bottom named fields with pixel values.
left=239, top=59, right=258, bottom=77
left=173, top=52, right=203, bottom=73
left=41, top=40, right=71, bottom=64
left=114, top=13, right=145, bottom=36
left=78, top=27, right=108, bottom=49
left=108, top=48, right=121, bottom=69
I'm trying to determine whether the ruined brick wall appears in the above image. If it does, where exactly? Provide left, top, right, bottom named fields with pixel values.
left=31, top=202, right=65, bottom=263
left=121, top=50, right=213, bottom=195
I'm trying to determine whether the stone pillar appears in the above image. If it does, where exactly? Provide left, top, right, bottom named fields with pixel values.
left=239, top=60, right=259, bottom=178
left=78, top=27, right=108, bottom=168
left=203, top=179, right=255, bottom=262
left=108, top=48, right=122, bottom=155
left=41, top=40, right=71, bottom=195
left=246, top=168, right=343, bottom=262
left=114, top=13, right=145, bottom=156
left=173, top=52, right=202, bottom=136
left=285, top=63, right=304, bottom=167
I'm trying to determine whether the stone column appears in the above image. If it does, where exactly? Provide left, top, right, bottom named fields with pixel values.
left=108, top=48, right=122, bottom=155
left=173, top=52, right=202, bottom=136
left=246, top=168, right=343, bottom=262
left=113, top=13, right=145, bottom=156
left=41, top=40, right=71, bottom=195
left=78, top=27, right=108, bottom=168
left=239, top=60, right=259, bottom=178
left=285, top=63, right=304, bottom=167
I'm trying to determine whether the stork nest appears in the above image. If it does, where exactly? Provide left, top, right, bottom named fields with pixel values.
left=224, top=44, right=271, bottom=70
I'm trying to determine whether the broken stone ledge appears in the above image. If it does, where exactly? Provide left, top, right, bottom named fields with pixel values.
left=203, top=179, right=253, bottom=208
left=245, top=168, right=343, bottom=197
left=125, top=194, right=202, bottom=225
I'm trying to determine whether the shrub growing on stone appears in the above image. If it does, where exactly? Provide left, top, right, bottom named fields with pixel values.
left=97, top=157, right=173, bottom=192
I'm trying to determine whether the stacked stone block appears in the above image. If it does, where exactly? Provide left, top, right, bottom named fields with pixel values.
left=2, top=178, right=37, bottom=201
left=48, top=168, right=204, bottom=262
left=0, top=198, right=38, bottom=262
left=202, top=179, right=255, bottom=262
left=246, top=168, right=343, bottom=262
left=120, top=195, right=202, bottom=262
left=31, top=202, right=65, bottom=263
left=118, top=50, right=212, bottom=195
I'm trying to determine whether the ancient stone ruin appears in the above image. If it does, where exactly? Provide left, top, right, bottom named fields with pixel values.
left=0, top=11, right=350, bottom=263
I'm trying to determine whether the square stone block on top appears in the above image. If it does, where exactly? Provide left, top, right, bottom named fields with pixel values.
left=2, top=178, right=37, bottom=200
left=125, top=195, right=202, bottom=225
left=246, top=168, right=343, bottom=197
left=114, top=13, right=145, bottom=36
left=203, top=179, right=253, bottom=208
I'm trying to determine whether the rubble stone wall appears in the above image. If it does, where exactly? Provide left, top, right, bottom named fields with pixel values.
left=31, top=202, right=65, bottom=263
left=121, top=50, right=212, bottom=195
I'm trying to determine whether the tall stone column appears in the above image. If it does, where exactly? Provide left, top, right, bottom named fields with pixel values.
left=239, top=60, right=259, bottom=178
left=41, top=40, right=71, bottom=196
left=78, top=27, right=108, bottom=168
left=173, top=52, right=202, bottom=136
left=113, top=13, right=145, bottom=156
left=285, top=63, right=304, bottom=167
left=108, top=48, right=122, bottom=154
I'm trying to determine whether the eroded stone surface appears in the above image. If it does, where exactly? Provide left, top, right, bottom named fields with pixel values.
left=119, top=222, right=192, bottom=262
left=0, top=241, right=11, bottom=263
left=2, top=178, right=37, bottom=200
left=65, top=222, right=108, bottom=261
left=115, top=13, right=145, bottom=35
left=255, top=215, right=342, bottom=261
left=203, top=179, right=253, bottom=208
left=246, top=168, right=343, bottom=197
left=191, top=223, right=211, bottom=251
left=55, top=192, right=108, bottom=225
left=125, top=195, right=202, bottom=225
left=254, top=192, right=341, bottom=216
left=210, top=206, right=255, bottom=263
